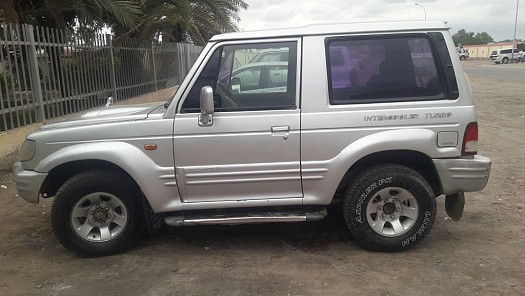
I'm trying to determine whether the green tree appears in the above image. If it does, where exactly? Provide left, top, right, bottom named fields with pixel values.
left=117, top=0, right=248, bottom=45
left=1, top=0, right=248, bottom=44
left=0, top=0, right=141, bottom=30
left=472, top=32, right=494, bottom=44
left=453, top=29, right=494, bottom=46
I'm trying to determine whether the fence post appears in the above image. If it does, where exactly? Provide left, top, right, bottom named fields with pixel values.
left=177, top=43, right=183, bottom=84
left=24, top=25, right=46, bottom=122
left=151, top=42, right=157, bottom=91
left=106, top=34, right=118, bottom=100
left=185, top=43, right=191, bottom=75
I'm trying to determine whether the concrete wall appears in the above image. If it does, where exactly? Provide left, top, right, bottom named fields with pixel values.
left=466, top=43, right=514, bottom=59
left=0, top=86, right=178, bottom=170
left=0, top=124, right=43, bottom=170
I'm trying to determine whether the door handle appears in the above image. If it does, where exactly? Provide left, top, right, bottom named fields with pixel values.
left=271, top=126, right=290, bottom=140
left=271, top=126, right=290, bottom=133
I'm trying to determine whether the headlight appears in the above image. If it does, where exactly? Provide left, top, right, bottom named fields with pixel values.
left=19, top=140, right=36, bottom=162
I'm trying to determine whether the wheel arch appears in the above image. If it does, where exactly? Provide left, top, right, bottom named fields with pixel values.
left=33, top=141, right=181, bottom=213
left=40, top=159, right=136, bottom=199
left=334, top=150, right=443, bottom=202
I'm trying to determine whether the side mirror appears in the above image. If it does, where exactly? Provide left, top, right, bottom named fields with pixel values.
left=231, top=77, right=241, bottom=93
left=199, top=86, right=214, bottom=126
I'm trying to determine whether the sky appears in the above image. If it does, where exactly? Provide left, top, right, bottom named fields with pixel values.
left=236, top=0, right=524, bottom=42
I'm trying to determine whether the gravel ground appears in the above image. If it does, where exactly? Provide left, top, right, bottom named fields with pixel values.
left=0, top=60, right=524, bottom=296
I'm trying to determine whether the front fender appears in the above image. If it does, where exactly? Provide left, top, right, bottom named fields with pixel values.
left=302, top=128, right=457, bottom=205
left=36, top=142, right=181, bottom=213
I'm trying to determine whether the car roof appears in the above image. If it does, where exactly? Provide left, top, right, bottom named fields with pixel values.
left=211, top=21, right=449, bottom=42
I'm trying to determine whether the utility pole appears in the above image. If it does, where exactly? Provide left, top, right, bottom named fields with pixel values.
left=512, top=0, right=520, bottom=62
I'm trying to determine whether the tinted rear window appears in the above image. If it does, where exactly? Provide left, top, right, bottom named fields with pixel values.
left=326, top=34, right=446, bottom=105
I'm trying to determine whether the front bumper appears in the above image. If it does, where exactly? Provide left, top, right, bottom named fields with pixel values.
left=433, top=155, right=491, bottom=195
left=12, top=161, right=47, bottom=204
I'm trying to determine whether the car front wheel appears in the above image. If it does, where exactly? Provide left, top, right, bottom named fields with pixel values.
left=343, top=164, right=436, bottom=251
left=51, top=170, right=145, bottom=257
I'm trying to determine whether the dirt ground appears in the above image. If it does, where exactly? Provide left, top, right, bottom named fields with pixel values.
left=0, top=60, right=524, bottom=296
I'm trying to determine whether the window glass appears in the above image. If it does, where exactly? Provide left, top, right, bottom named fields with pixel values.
left=232, top=66, right=262, bottom=92
left=182, top=42, right=297, bottom=112
left=250, top=49, right=289, bottom=63
left=326, top=35, right=445, bottom=104
left=181, top=49, right=220, bottom=110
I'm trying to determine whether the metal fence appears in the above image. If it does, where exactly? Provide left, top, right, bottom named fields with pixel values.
left=0, top=23, right=202, bottom=133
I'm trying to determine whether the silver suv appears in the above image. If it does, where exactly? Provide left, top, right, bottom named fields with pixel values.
left=13, top=21, right=491, bottom=257
left=490, top=48, right=523, bottom=64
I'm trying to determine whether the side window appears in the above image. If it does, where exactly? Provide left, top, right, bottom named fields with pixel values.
left=181, top=49, right=220, bottom=111
left=326, top=35, right=446, bottom=105
left=182, top=42, right=297, bottom=112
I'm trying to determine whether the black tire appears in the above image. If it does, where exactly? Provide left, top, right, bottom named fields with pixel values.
left=51, top=170, right=145, bottom=257
left=459, top=55, right=466, bottom=61
left=503, top=57, right=509, bottom=64
left=343, top=164, right=436, bottom=251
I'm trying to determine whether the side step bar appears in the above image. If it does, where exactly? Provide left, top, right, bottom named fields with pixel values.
left=164, top=209, right=327, bottom=227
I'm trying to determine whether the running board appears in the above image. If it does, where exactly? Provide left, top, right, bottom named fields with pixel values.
left=164, top=209, right=327, bottom=227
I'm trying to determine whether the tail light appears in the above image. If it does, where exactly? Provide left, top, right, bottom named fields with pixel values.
left=462, top=122, right=478, bottom=156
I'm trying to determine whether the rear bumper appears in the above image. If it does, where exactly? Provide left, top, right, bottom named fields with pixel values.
left=433, top=155, right=491, bottom=195
left=12, top=161, right=47, bottom=204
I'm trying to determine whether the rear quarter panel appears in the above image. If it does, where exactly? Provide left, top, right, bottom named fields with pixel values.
left=300, top=30, right=476, bottom=205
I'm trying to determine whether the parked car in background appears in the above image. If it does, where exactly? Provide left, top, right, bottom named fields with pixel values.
left=490, top=48, right=523, bottom=64
left=456, top=47, right=469, bottom=60
left=249, top=48, right=289, bottom=63
left=228, top=61, right=288, bottom=97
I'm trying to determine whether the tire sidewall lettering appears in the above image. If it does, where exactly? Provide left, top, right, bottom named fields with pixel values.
left=401, top=210, right=432, bottom=247
left=355, top=177, right=393, bottom=223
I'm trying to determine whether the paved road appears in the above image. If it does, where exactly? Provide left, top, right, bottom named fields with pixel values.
left=462, top=60, right=525, bottom=83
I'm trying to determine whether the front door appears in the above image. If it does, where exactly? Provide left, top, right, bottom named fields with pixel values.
left=173, top=39, right=302, bottom=203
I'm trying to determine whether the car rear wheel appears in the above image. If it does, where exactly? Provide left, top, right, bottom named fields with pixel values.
left=51, top=170, right=145, bottom=257
left=503, top=57, right=509, bottom=64
left=343, top=164, right=436, bottom=251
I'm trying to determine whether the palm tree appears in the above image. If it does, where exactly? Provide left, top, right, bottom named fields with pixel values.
left=119, top=0, right=248, bottom=45
left=0, top=0, right=141, bottom=30
left=1, top=0, right=248, bottom=45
